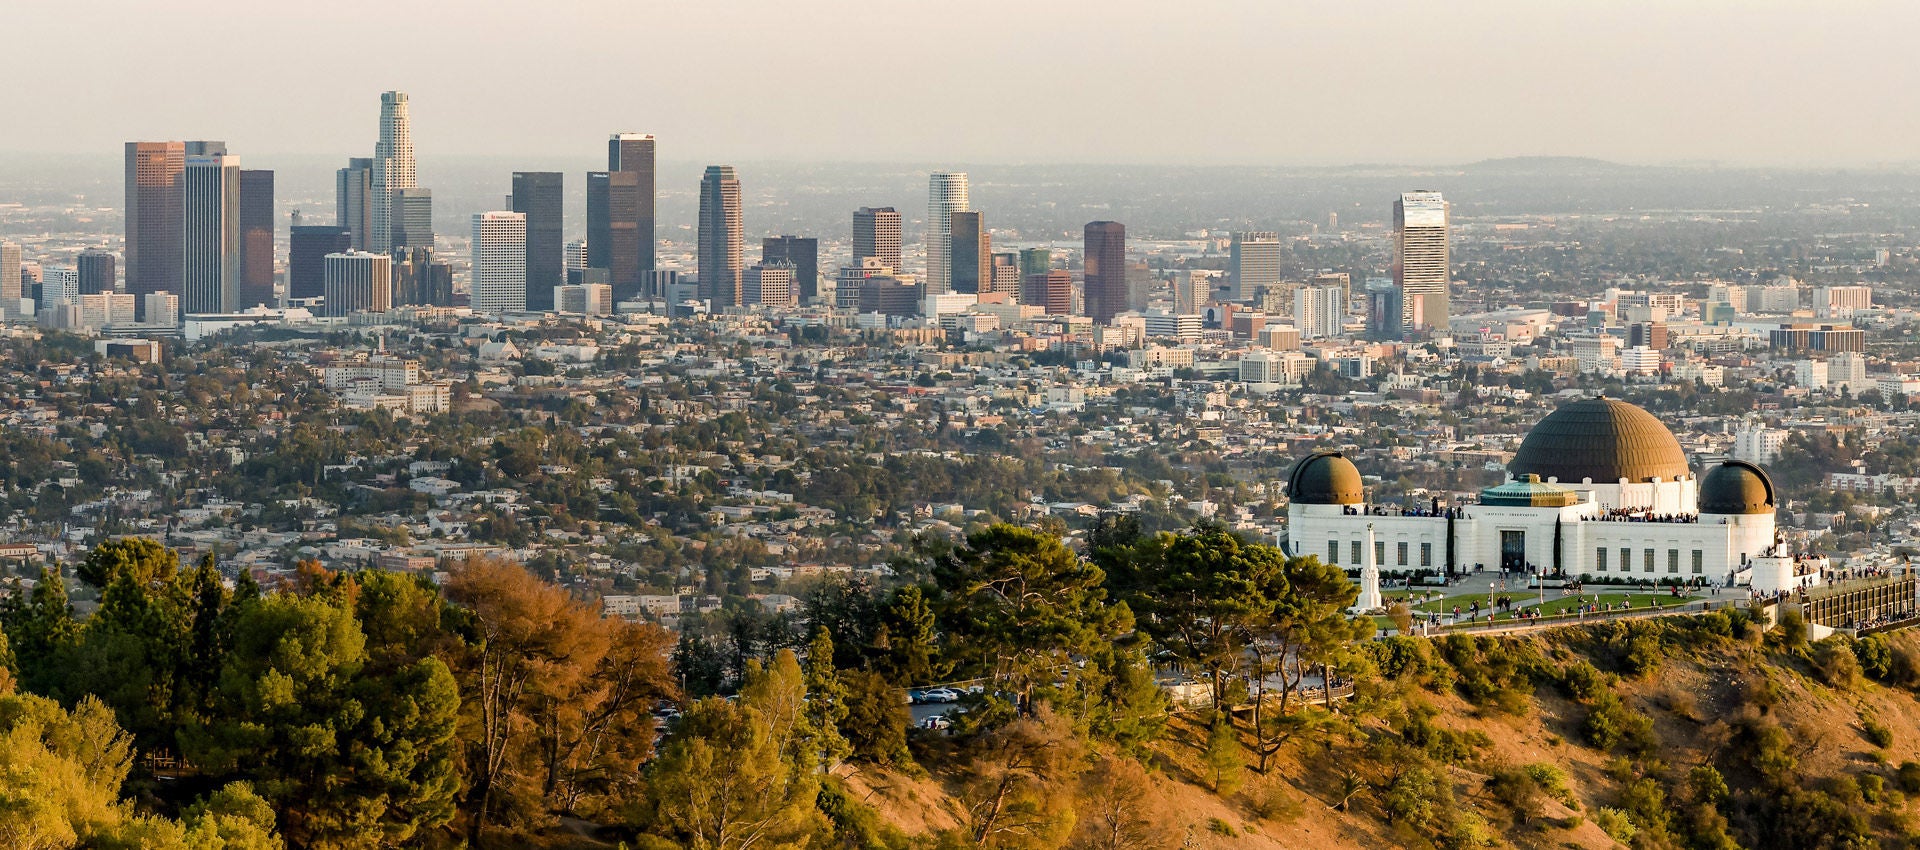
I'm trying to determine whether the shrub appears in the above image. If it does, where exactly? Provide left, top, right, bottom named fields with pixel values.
left=1206, top=817, right=1236, bottom=837
left=1856, top=634, right=1894, bottom=681
left=1485, top=765, right=1545, bottom=825
left=1895, top=761, right=1920, bottom=794
left=1811, top=636, right=1860, bottom=690
left=1862, top=719, right=1895, bottom=749
left=1582, top=691, right=1656, bottom=754
left=1776, top=609, right=1808, bottom=648
left=1860, top=773, right=1886, bottom=804
left=1559, top=660, right=1612, bottom=703
left=1593, top=808, right=1638, bottom=843
left=1526, top=763, right=1577, bottom=806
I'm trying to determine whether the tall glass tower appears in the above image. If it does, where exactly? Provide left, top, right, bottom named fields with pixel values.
left=370, top=91, right=416, bottom=254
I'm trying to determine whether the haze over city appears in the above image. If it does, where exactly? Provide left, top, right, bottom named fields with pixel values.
left=7, top=0, right=1920, bottom=166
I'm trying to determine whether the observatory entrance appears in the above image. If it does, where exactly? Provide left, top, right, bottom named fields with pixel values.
left=1500, top=530, right=1526, bottom=571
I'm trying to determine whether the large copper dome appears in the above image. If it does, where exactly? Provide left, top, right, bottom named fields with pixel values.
left=1288, top=451, right=1365, bottom=505
left=1507, top=398, right=1691, bottom=484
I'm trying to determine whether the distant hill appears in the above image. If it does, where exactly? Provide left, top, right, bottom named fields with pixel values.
left=1463, top=156, right=1640, bottom=174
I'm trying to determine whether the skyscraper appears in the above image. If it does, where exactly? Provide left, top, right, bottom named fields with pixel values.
left=697, top=166, right=743, bottom=307
left=239, top=169, right=274, bottom=307
left=182, top=152, right=240, bottom=314
left=393, top=188, right=433, bottom=250
left=290, top=225, right=352, bottom=301
left=1023, top=270, right=1072, bottom=315
left=989, top=253, right=1021, bottom=297
left=511, top=171, right=563, bottom=310
left=1365, top=277, right=1404, bottom=340
left=335, top=157, right=373, bottom=250
left=744, top=263, right=796, bottom=309
left=564, top=239, right=588, bottom=271
left=762, top=236, right=819, bottom=302
left=322, top=251, right=391, bottom=316
left=1230, top=231, right=1281, bottom=302
left=391, top=246, right=453, bottom=307
left=1394, top=191, right=1450, bottom=330
left=586, top=170, right=642, bottom=299
left=948, top=211, right=988, bottom=295
left=125, top=141, right=186, bottom=310
left=1018, top=248, right=1051, bottom=280
left=370, top=91, right=416, bottom=254
left=607, top=133, right=656, bottom=274
left=853, top=206, right=902, bottom=273
left=0, top=243, right=20, bottom=316
left=926, top=172, right=969, bottom=294
left=77, top=249, right=117, bottom=296
left=1295, top=283, right=1345, bottom=339
left=470, top=212, right=527, bottom=313
left=1082, top=221, right=1127, bottom=324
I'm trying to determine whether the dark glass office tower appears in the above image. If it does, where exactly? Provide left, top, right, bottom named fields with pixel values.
left=125, top=141, right=186, bottom=312
left=948, top=211, right=988, bottom=294
left=511, top=171, right=563, bottom=310
left=289, top=225, right=352, bottom=300
left=587, top=170, right=642, bottom=299
left=1019, top=247, right=1051, bottom=280
left=761, top=236, right=818, bottom=302
left=1082, top=221, right=1127, bottom=324
left=608, top=133, right=655, bottom=273
left=335, top=157, right=372, bottom=250
left=77, top=249, right=117, bottom=295
left=239, top=169, right=274, bottom=307
left=392, top=187, right=433, bottom=250
left=853, top=206, right=902, bottom=273
left=697, top=166, right=742, bottom=307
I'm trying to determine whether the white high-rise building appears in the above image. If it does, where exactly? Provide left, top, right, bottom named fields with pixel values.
left=370, top=91, right=416, bottom=255
left=470, top=212, right=527, bottom=314
left=1394, top=191, right=1450, bottom=330
left=1294, top=284, right=1345, bottom=339
left=42, top=267, right=80, bottom=308
left=1733, top=424, right=1788, bottom=465
left=322, top=251, right=392, bottom=317
left=1815, top=285, right=1872, bottom=318
left=1229, top=232, right=1282, bottom=302
left=554, top=283, right=612, bottom=316
left=925, top=172, right=969, bottom=295
left=1830, top=351, right=1868, bottom=385
left=183, top=154, right=241, bottom=314
left=145, top=292, right=180, bottom=327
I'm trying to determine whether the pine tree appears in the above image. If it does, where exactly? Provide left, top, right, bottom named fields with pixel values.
left=805, top=627, right=852, bottom=768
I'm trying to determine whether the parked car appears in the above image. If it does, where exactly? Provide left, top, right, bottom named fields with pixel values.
left=908, top=690, right=930, bottom=704
left=921, top=714, right=952, bottom=731
left=922, top=688, right=960, bottom=703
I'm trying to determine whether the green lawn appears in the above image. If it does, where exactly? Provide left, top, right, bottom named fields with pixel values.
left=1390, top=591, right=1504, bottom=615
left=1530, top=591, right=1700, bottom=617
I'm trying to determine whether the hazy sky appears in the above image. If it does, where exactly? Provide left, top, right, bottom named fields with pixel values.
left=7, top=0, right=1917, bottom=166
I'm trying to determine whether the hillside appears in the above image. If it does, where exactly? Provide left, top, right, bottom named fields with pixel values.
left=840, top=619, right=1920, bottom=849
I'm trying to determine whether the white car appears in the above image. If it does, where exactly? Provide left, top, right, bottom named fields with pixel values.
left=922, top=688, right=960, bottom=703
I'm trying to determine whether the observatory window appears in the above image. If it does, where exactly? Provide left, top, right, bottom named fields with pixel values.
left=1692, top=550, right=1703, bottom=574
left=1643, top=549, right=1655, bottom=573
left=1421, top=543, right=1432, bottom=567
left=1668, top=549, right=1680, bottom=573
left=1328, top=542, right=1339, bottom=565
left=1376, top=541, right=1386, bottom=565
left=1621, top=548, right=1631, bottom=573
left=1397, top=542, right=1408, bottom=566
left=1596, top=548, right=1608, bottom=572
left=1351, top=541, right=1362, bottom=564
